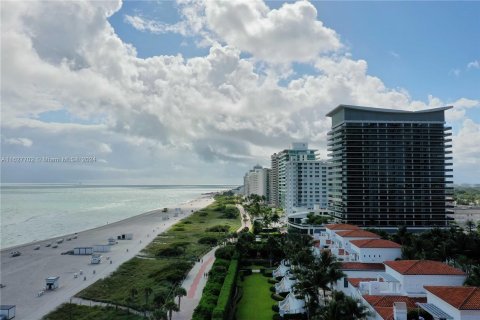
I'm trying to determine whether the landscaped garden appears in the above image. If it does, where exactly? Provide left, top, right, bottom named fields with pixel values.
left=235, top=273, right=277, bottom=320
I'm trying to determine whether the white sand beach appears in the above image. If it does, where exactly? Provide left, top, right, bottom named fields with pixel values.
left=0, top=195, right=214, bottom=320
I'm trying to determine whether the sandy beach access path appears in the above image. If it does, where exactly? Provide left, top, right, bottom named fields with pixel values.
left=0, top=195, right=214, bottom=320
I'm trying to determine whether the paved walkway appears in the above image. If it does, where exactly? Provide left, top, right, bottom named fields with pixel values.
left=237, top=204, right=252, bottom=231
left=172, top=205, right=251, bottom=320
left=172, top=247, right=218, bottom=320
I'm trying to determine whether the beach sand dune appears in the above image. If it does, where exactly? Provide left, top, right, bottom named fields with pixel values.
left=0, top=196, right=214, bottom=320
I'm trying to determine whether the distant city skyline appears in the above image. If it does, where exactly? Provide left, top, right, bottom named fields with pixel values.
left=1, top=0, right=479, bottom=184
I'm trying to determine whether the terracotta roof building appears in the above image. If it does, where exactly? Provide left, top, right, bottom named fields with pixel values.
left=340, top=262, right=385, bottom=271
left=324, top=224, right=360, bottom=231
left=336, top=230, right=380, bottom=238
left=384, top=260, right=466, bottom=276
left=363, top=295, right=427, bottom=320
left=417, top=286, right=480, bottom=320
left=424, top=286, right=480, bottom=310
left=349, top=239, right=401, bottom=249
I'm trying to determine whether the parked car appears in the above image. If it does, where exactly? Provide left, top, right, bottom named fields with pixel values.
left=34, top=245, right=40, bottom=250
left=45, top=243, right=52, bottom=247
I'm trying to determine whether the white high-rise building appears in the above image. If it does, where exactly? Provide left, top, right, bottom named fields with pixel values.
left=285, top=160, right=330, bottom=214
left=243, top=165, right=270, bottom=198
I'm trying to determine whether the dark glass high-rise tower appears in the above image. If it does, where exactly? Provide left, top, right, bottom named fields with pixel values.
left=326, top=105, right=453, bottom=228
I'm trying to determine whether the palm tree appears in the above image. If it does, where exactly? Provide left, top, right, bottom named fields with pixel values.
left=144, top=287, right=153, bottom=306
left=128, top=288, right=138, bottom=304
left=164, top=300, right=179, bottom=320
left=318, top=291, right=369, bottom=320
left=466, top=220, right=475, bottom=233
left=130, top=287, right=138, bottom=300
left=175, top=287, right=187, bottom=310
left=150, top=308, right=167, bottom=320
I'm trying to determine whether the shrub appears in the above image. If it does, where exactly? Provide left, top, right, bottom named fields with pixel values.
left=268, top=279, right=278, bottom=284
left=156, top=246, right=183, bottom=257
left=212, top=265, right=227, bottom=274
left=272, top=305, right=279, bottom=312
left=240, top=269, right=252, bottom=276
left=207, top=225, right=231, bottom=232
left=212, top=259, right=239, bottom=320
left=198, top=236, right=218, bottom=245
left=215, top=246, right=236, bottom=260
left=173, top=227, right=185, bottom=231
left=193, top=259, right=230, bottom=320
left=271, top=293, right=284, bottom=301
left=199, top=211, right=208, bottom=217
left=272, top=314, right=281, bottom=320
left=269, top=286, right=276, bottom=292
left=148, top=261, right=192, bottom=283
left=221, top=204, right=239, bottom=219
left=182, top=220, right=192, bottom=224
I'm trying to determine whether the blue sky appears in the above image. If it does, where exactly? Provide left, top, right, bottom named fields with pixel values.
left=108, top=1, right=480, bottom=122
left=2, top=0, right=479, bottom=184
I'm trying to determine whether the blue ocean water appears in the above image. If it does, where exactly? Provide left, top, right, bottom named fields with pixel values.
left=0, top=184, right=234, bottom=248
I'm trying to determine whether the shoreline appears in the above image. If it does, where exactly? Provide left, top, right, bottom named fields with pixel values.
left=0, top=194, right=216, bottom=320
left=0, top=196, right=203, bottom=252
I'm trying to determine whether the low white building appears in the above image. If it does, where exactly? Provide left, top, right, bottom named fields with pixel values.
left=348, top=239, right=402, bottom=263
left=273, top=260, right=291, bottom=278
left=275, top=276, right=297, bottom=294
left=278, top=292, right=306, bottom=317
left=383, top=260, right=466, bottom=296
left=419, top=286, right=480, bottom=320
left=320, top=224, right=360, bottom=248
left=333, top=230, right=381, bottom=250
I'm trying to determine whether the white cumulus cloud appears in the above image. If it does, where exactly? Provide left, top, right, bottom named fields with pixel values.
left=1, top=0, right=478, bottom=184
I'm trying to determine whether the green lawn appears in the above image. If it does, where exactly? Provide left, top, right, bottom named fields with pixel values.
left=42, top=304, right=144, bottom=320
left=235, top=273, right=277, bottom=320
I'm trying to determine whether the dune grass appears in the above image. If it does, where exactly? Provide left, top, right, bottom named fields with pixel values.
left=42, top=304, right=144, bottom=320
left=235, top=273, right=277, bottom=320
left=75, top=195, right=241, bottom=312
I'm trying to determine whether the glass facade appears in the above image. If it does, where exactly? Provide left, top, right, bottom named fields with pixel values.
left=327, top=106, right=453, bottom=227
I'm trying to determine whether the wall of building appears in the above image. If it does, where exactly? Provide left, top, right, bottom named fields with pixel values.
left=350, top=247, right=402, bottom=263
left=426, top=292, right=480, bottom=320
left=285, top=160, right=329, bottom=214
left=385, top=267, right=466, bottom=295
left=244, top=165, right=269, bottom=198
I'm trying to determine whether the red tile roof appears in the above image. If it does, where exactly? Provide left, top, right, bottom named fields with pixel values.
left=325, top=224, right=361, bottom=231
left=384, top=260, right=466, bottom=276
left=347, top=277, right=377, bottom=288
left=425, top=286, right=480, bottom=310
left=350, top=239, right=401, bottom=249
left=336, top=230, right=381, bottom=238
left=340, top=262, right=385, bottom=271
left=363, top=295, right=427, bottom=320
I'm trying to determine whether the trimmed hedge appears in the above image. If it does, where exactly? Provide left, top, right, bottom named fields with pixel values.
left=212, top=259, right=239, bottom=320
left=271, top=293, right=284, bottom=301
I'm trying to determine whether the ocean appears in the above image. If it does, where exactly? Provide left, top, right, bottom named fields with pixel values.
left=0, top=184, right=235, bottom=249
